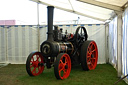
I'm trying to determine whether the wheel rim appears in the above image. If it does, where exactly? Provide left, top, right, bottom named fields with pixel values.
left=58, top=54, right=71, bottom=79
left=29, top=52, right=44, bottom=76
left=86, top=41, right=98, bottom=70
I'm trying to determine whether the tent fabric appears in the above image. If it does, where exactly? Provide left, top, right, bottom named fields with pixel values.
left=0, top=24, right=106, bottom=64
left=0, top=26, right=38, bottom=64
left=122, top=7, right=128, bottom=83
left=32, top=0, right=128, bottom=21
left=0, top=27, right=6, bottom=63
left=95, top=0, right=127, bottom=7
left=108, top=17, right=117, bottom=68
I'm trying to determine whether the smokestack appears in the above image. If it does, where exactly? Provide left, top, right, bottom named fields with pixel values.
left=47, top=6, right=54, bottom=41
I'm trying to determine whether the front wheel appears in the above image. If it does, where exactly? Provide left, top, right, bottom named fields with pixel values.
left=80, top=40, right=98, bottom=71
left=26, top=52, right=44, bottom=76
left=54, top=53, right=71, bottom=79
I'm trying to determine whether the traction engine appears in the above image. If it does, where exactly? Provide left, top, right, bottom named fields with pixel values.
left=26, top=6, right=98, bottom=79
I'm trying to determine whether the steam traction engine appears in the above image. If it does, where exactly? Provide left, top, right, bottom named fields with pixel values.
left=26, top=6, right=98, bottom=79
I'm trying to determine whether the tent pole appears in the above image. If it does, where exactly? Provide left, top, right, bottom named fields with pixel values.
left=117, top=12, right=123, bottom=77
left=105, top=23, right=109, bottom=63
left=5, top=26, right=8, bottom=63
left=37, top=2, right=40, bottom=51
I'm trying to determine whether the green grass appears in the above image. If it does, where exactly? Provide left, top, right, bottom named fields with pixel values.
left=0, top=64, right=127, bottom=85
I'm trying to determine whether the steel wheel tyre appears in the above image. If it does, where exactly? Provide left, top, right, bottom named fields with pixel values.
left=54, top=53, right=71, bottom=79
left=26, top=52, right=44, bottom=76
left=81, top=40, right=98, bottom=70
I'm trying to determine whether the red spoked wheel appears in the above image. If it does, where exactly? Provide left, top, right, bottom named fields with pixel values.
left=81, top=40, right=98, bottom=70
left=54, top=53, right=71, bottom=79
left=26, top=52, right=44, bottom=76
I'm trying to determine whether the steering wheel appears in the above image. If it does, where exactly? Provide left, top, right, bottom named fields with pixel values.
left=74, top=26, right=88, bottom=46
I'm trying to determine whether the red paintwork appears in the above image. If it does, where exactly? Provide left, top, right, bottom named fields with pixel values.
left=30, top=53, right=44, bottom=76
left=58, top=54, right=71, bottom=79
left=87, top=41, right=98, bottom=70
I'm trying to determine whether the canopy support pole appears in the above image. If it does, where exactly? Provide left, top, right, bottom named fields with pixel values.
left=117, top=13, right=123, bottom=77
left=37, top=2, right=40, bottom=51
left=105, top=23, right=109, bottom=63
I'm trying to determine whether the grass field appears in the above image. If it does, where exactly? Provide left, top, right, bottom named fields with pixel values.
left=0, top=64, right=127, bottom=85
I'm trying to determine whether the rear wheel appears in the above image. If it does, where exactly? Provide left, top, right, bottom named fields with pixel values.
left=80, top=41, right=98, bottom=70
left=26, top=52, right=44, bottom=76
left=54, top=53, right=71, bottom=79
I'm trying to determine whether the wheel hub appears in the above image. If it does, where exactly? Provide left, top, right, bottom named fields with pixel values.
left=33, top=61, right=39, bottom=67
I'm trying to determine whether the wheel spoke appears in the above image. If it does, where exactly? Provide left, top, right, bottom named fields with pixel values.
left=92, top=49, right=96, bottom=53
left=59, top=65, right=64, bottom=71
left=89, top=44, right=93, bottom=52
left=32, top=67, right=36, bottom=73
left=90, top=44, right=93, bottom=48
left=63, top=69, right=66, bottom=75
left=87, top=61, right=91, bottom=65
left=91, top=58, right=96, bottom=60
left=59, top=67, right=64, bottom=73
left=36, top=55, right=39, bottom=61
left=60, top=60, right=64, bottom=65
left=59, top=62, right=63, bottom=67
left=87, top=52, right=91, bottom=56
left=90, top=62, right=94, bottom=67
left=87, top=56, right=91, bottom=62
left=90, top=47, right=92, bottom=52
left=59, top=62, right=64, bottom=71
left=87, top=55, right=90, bottom=58
left=88, top=47, right=92, bottom=53
left=59, top=67, right=64, bottom=77
left=88, top=61, right=93, bottom=67
left=32, top=57, right=34, bottom=61
left=88, top=48, right=90, bottom=52
left=64, top=57, right=67, bottom=64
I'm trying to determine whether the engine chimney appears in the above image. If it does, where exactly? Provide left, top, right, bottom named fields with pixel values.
left=47, top=6, right=54, bottom=41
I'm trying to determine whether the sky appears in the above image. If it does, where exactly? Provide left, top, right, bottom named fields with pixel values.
left=0, top=0, right=103, bottom=25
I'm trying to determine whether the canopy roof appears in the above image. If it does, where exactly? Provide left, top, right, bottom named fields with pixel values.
left=32, top=0, right=128, bottom=21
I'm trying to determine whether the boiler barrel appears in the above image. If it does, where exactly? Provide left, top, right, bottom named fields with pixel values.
left=57, top=42, right=74, bottom=54
left=40, top=41, right=74, bottom=57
